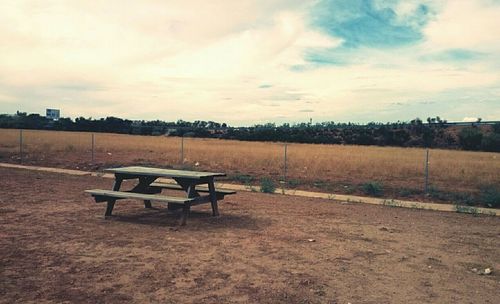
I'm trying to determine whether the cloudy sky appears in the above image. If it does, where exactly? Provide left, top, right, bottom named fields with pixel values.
left=1, top=0, right=499, bottom=125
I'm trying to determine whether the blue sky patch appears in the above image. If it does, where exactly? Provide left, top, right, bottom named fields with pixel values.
left=419, top=49, right=486, bottom=62
left=298, top=0, right=433, bottom=68
left=303, top=47, right=352, bottom=66
left=310, top=0, right=430, bottom=49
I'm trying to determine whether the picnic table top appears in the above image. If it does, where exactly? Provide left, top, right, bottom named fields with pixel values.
left=104, top=166, right=226, bottom=179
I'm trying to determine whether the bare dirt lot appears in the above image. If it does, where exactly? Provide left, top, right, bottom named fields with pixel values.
left=1, top=167, right=499, bottom=303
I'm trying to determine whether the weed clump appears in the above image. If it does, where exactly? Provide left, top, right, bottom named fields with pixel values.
left=362, top=182, right=383, bottom=197
left=260, top=178, right=276, bottom=194
left=287, top=179, right=301, bottom=188
left=429, top=186, right=475, bottom=206
left=399, top=187, right=422, bottom=197
left=454, top=204, right=479, bottom=215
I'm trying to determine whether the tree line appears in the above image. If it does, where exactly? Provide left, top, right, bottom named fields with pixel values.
left=1, top=112, right=499, bottom=152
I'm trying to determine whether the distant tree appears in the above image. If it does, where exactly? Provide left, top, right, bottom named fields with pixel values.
left=493, top=122, right=500, bottom=134
left=459, top=127, right=483, bottom=150
left=481, top=133, right=500, bottom=152
left=53, top=117, right=73, bottom=131
left=422, top=128, right=436, bottom=147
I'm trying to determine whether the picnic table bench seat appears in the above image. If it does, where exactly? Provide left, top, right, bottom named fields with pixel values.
left=85, top=189, right=196, bottom=204
left=150, top=182, right=236, bottom=198
left=85, top=189, right=200, bottom=225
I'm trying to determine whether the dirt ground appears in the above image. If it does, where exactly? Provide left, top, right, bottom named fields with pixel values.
left=0, top=167, right=499, bottom=304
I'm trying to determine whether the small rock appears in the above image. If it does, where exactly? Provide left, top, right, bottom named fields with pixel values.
left=484, top=268, right=492, bottom=275
left=379, top=227, right=389, bottom=232
left=307, top=239, right=316, bottom=242
left=107, top=152, right=112, bottom=155
left=471, top=268, right=478, bottom=273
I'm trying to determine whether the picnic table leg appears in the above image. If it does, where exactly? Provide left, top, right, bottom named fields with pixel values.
left=105, top=176, right=123, bottom=217
left=133, top=176, right=156, bottom=209
left=178, top=184, right=197, bottom=225
left=208, top=179, right=219, bottom=216
left=171, top=179, right=200, bottom=225
left=141, top=178, right=154, bottom=209
left=105, top=200, right=116, bottom=217
left=179, top=202, right=191, bottom=226
left=167, top=203, right=178, bottom=211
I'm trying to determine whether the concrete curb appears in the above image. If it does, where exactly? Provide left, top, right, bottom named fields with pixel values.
left=1, top=162, right=498, bottom=216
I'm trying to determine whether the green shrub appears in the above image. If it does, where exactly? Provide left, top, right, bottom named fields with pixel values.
left=493, top=122, right=500, bottom=134
left=287, top=179, right=301, bottom=188
left=260, top=178, right=276, bottom=193
left=452, top=192, right=475, bottom=206
left=428, top=186, right=448, bottom=200
left=481, top=133, right=500, bottom=152
left=362, top=182, right=383, bottom=197
left=480, top=185, right=500, bottom=208
left=313, top=180, right=333, bottom=190
left=458, top=127, right=483, bottom=150
left=344, top=185, right=357, bottom=194
left=428, top=186, right=474, bottom=205
left=399, top=187, right=422, bottom=197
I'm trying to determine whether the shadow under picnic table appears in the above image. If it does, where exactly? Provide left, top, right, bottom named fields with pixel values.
left=106, top=207, right=268, bottom=230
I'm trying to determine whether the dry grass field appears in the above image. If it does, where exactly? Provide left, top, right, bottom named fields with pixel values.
left=1, top=129, right=499, bottom=202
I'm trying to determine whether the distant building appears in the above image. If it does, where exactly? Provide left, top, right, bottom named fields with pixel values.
left=46, top=109, right=60, bottom=120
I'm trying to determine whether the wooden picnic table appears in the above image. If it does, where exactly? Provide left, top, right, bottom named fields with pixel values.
left=85, top=166, right=235, bottom=225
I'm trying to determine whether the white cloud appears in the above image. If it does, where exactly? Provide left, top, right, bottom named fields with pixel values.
left=462, top=117, right=480, bottom=122
left=423, top=0, right=500, bottom=51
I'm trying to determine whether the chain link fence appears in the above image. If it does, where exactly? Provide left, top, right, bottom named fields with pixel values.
left=1, top=128, right=499, bottom=205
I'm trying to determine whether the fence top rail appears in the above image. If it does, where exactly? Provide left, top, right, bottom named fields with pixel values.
left=104, top=166, right=226, bottom=179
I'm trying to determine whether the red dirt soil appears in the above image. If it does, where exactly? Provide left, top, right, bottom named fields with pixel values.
left=0, top=167, right=499, bottom=303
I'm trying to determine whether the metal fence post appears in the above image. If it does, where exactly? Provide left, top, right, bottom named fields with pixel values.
left=180, top=135, right=184, bottom=165
left=281, top=143, right=288, bottom=195
left=19, top=129, right=23, bottom=164
left=424, top=148, right=429, bottom=194
left=91, top=133, right=95, bottom=163
left=284, top=144, right=288, bottom=184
